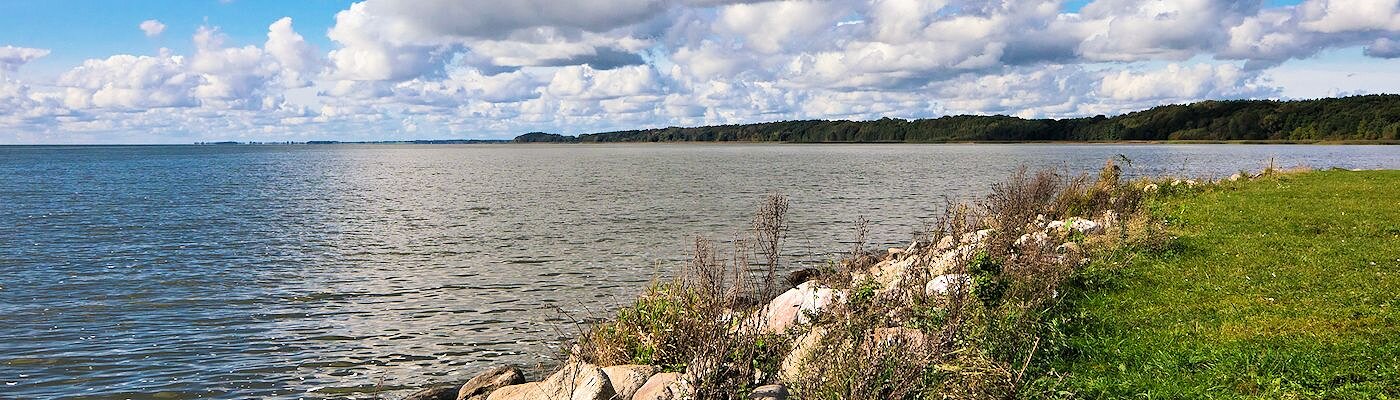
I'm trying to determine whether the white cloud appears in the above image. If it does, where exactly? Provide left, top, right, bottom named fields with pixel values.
left=59, top=51, right=200, bottom=110
left=1365, top=37, right=1400, bottom=58
left=1098, top=63, right=1274, bottom=102
left=265, top=17, right=322, bottom=87
left=0, top=46, right=50, bottom=73
left=140, top=19, right=167, bottom=37
left=4, top=0, right=1400, bottom=142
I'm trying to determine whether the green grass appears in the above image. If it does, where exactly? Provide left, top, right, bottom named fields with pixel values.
left=1051, top=170, right=1400, bottom=398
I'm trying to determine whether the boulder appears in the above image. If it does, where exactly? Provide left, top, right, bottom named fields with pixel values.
left=485, top=361, right=614, bottom=400
left=760, top=281, right=840, bottom=333
left=925, top=274, right=970, bottom=297
left=632, top=372, right=692, bottom=400
left=887, top=247, right=905, bottom=258
left=1228, top=173, right=1243, bottom=182
left=403, top=385, right=458, bottom=400
left=601, top=365, right=658, bottom=400
left=868, top=256, right=916, bottom=292
left=456, top=365, right=525, bottom=400
left=933, top=235, right=954, bottom=251
left=750, top=384, right=789, bottom=400
left=779, top=327, right=827, bottom=383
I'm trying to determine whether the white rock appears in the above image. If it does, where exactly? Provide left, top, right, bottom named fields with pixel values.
left=631, top=373, right=689, bottom=400
left=925, top=274, right=970, bottom=296
left=934, top=235, right=954, bottom=251
left=601, top=365, right=657, bottom=400
left=1014, top=231, right=1049, bottom=249
left=1228, top=173, right=1242, bottom=182
left=759, top=281, right=840, bottom=333
left=1068, top=217, right=1102, bottom=234
left=778, top=327, right=827, bottom=383
left=486, top=361, right=614, bottom=400
left=960, top=229, right=994, bottom=245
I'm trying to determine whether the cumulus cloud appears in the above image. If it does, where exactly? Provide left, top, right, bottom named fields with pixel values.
left=265, top=17, right=323, bottom=87
left=0, top=46, right=50, bottom=73
left=140, top=20, right=167, bottom=37
left=1365, top=37, right=1400, bottom=58
left=1098, top=63, right=1275, bottom=102
left=4, top=0, right=1400, bottom=142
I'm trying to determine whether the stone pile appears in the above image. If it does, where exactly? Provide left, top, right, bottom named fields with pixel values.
left=403, top=213, right=1118, bottom=400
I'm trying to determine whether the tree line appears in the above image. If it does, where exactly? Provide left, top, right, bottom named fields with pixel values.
left=513, top=95, right=1400, bottom=143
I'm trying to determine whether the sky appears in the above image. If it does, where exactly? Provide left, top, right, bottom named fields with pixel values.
left=1, top=0, right=1399, bottom=144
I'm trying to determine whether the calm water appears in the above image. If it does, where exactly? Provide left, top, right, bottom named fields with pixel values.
left=1, top=144, right=1395, bottom=399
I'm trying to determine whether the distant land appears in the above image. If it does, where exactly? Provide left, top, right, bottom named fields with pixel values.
left=193, top=95, right=1399, bottom=145
left=514, top=94, right=1400, bottom=143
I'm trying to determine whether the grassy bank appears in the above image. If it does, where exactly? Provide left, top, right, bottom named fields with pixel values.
left=1047, top=170, right=1400, bottom=397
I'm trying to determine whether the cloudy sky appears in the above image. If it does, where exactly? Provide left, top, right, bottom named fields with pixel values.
left=1, top=0, right=1399, bottom=143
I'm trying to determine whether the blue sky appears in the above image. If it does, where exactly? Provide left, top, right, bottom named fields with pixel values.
left=1, top=0, right=1398, bottom=144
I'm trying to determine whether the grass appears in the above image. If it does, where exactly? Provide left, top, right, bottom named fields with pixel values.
left=1045, top=170, right=1400, bottom=398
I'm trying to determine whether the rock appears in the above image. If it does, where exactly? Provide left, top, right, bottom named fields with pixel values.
left=1068, top=217, right=1102, bottom=234
left=934, top=235, right=954, bottom=251
left=1045, top=220, right=1065, bottom=232
left=779, top=327, right=827, bottom=383
left=868, top=256, right=916, bottom=292
left=632, top=373, right=692, bottom=400
left=1014, top=231, right=1049, bottom=249
left=404, top=385, right=458, bottom=400
left=904, top=240, right=921, bottom=254
left=1228, top=173, right=1243, bottom=182
left=1143, top=183, right=1159, bottom=193
left=456, top=365, right=525, bottom=400
left=925, top=274, right=970, bottom=297
left=960, top=229, right=994, bottom=245
left=485, top=361, right=614, bottom=400
left=785, top=268, right=821, bottom=288
left=600, top=365, right=657, bottom=400
left=887, top=247, right=905, bottom=258
left=750, top=384, right=789, bottom=400
left=760, top=281, right=840, bottom=333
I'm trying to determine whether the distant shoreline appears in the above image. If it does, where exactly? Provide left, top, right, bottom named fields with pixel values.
left=2, top=139, right=1397, bottom=146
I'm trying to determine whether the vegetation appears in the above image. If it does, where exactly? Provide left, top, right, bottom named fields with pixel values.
left=516, top=95, right=1400, bottom=143
left=512, top=132, right=579, bottom=143
left=573, top=160, right=1170, bottom=398
left=566, top=163, right=1398, bottom=398
left=1039, top=169, right=1400, bottom=398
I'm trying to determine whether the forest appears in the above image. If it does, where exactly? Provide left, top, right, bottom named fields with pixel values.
left=515, top=95, right=1400, bottom=143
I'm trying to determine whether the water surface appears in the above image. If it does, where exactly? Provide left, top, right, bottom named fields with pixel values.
left=2, top=143, right=1395, bottom=398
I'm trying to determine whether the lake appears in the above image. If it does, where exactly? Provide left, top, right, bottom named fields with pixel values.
left=1, top=143, right=1395, bottom=399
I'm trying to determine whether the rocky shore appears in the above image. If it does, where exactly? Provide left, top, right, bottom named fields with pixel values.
left=398, top=162, right=1302, bottom=399
left=403, top=216, right=1118, bottom=399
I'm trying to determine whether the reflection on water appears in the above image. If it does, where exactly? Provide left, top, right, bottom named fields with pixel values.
left=1, top=143, right=1395, bottom=399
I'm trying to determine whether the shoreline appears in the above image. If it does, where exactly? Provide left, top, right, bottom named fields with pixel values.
left=401, top=164, right=1400, bottom=399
